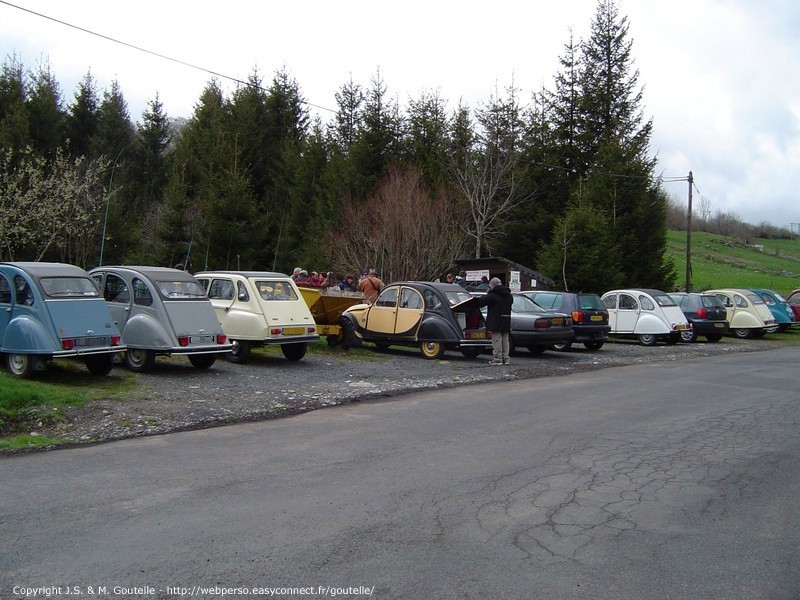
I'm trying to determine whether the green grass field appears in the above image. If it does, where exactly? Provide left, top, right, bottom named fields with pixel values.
left=666, top=230, right=800, bottom=295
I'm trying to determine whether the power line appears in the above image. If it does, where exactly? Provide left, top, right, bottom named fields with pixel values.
left=0, top=0, right=336, bottom=114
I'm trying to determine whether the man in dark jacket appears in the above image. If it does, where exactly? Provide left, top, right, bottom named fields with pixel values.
left=475, top=277, right=513, bottom=365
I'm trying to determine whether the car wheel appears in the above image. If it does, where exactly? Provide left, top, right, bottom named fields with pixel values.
left=6, top=353, right=34, bottom=378
left=583, top=341, right=604, bottom=351
left=680, top=329, right=697, bottom=343
left=638, top=333, right=658, bottom=346
left=326, top=333, right=344, bottom=347
left=281, top=342, right=307, bottom=361
left=778, top=324, right=790, bottom=333
left=753, top=329, right=767, bottom=338
left=84, top=354, right=114, bottom=376
left=527, top=346, right=548, bottom=354
left=188, top=354, right=217, bottom=369
left=460, top=347, right=482, bottom=358
left=338, top=316, right=362, bottom=350
left=420, top=341, right=446, bottom=359
left=665, top=333, right=680, bottom=345
left=124, top=348, right=156, bottom=372
left=733, top=328, right=753, bottom=339
left=227, top=340, right=251, bottom=364
left=374, top=342, right=391, bottom=352
left=552, top=340, right=573, bottom=351
left=705, top=334, right=722, bottom=342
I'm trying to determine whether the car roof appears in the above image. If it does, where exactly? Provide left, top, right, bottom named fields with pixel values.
left=95, top=266, right=199, bottom=283
left=604, top=288, right=668, bottom=296
left=1, top=261, right=90, bottom=279
left=389, top=281, right=467, bottom=292
left=194, top=270, right=290, bottom=278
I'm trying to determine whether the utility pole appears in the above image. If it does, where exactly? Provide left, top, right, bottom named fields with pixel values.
left=685, top=171, right=693, bottom=292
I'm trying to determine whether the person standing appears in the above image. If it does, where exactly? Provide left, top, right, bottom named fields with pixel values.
left=474, top=277, right=513, bottom=365
left=357, top=268, right=384, bottom=304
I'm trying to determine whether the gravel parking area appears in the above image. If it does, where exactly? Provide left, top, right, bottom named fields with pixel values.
left=14, top=337, right=785, bottom=449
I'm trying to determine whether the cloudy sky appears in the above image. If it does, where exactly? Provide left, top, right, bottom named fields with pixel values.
left=1, top=0, right=798, bottom=229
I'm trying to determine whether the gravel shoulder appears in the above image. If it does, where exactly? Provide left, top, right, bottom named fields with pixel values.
left=7, top=338, right=786, bottom=451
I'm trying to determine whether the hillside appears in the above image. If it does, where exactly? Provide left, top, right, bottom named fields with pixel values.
left=665, top=230, right=800, bottom=295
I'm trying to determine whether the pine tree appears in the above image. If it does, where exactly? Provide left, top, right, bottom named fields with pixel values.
left=0, top=55, right=30, bottom=163
left=26, top=59, right=65, bottom=159
left=64, top=71, right=100, bottom=159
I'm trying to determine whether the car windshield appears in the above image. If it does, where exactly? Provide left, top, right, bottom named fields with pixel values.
left=512, top=294, right=544, bottom=313
left=577, top=294, right=605, bottom=310
left=156, top=280, right=206, bottom=298
left=40, top=277, right=100, bottom=298
left=256, top=280, right=298, bottom=301
left=445, top=290, right=474, bottom=306
left=652, top=294, right=677, bottom=307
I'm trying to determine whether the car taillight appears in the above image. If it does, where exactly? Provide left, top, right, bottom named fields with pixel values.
left=534, top=319, right=550, bottom=329
left=216, top=334, right=227, bottom=344
left=61, top=338, right=75, bottom=350
left=308, top=327, right=316, bottom=334
left=696, top=308, right=708, bottom=318
left=271, top=328, right=282, bottom=335
left=178, top=336, right=190, bottom=346
left=572, top=310, right=583, bottom=323
left=110, top=335, right=121, bottom=346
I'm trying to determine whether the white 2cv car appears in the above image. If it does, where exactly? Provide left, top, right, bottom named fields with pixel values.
left=195, top=271, right=319, bottom=363
left=601, top=288, right=691, bottom=345
left=90, top=266, right=232, bottom=372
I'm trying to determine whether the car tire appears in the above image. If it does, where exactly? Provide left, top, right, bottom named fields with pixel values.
left=705, top=334, right=722, bottom=342
left=753, top=329, right=767, bottom=338
left=680, top=329, right=697, bottom=343
left=552, top=340, right=573, bottom=351
left=665, top=333, right=680, bottom=345
left=374, top=342, right=391, bottom=352
left=6, top=353, right=34, bottom=378
left=583, top=341, right=604, bottom=351
left=733, top=328, right=753, bottom=339
left=85, top=354, right=114, bottom=376
left=460, top=347, right=482, bottom=358
left=281, top=342, right=307, bottom=361
left=188, top=354, right=217, bottom=369
left=227, top=340, right=251, bottom=364
left=124, top=349, right=156, bottom=372
left=338, top=317, right=362, bottom=350
left=420, top=341, right=446, bottom=359
left=638, top=333, right=658, bottom=346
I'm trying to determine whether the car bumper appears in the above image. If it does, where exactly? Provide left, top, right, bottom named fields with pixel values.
left=512, top=330, right=574, bottom=346
left=572, top=325, right=610, bottom=343
left=691, top=320, right=730, bottom=335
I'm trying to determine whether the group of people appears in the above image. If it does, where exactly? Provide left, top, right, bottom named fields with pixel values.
left=444, top=272, right=490, bottom=291
left=291, top=267, right=385, bottom=304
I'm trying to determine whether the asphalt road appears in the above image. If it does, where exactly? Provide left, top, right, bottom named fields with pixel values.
left=2, top=347, right=799, bottom=600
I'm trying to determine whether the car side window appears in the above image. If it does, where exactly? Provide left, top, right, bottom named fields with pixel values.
left=14, top=275, right=34, bottom=306
left=424, top=290, right=441, bottom=310
left=400, top=288, right=423, bottom=310
left=132, top=278, right=153, bottom=306
left=376, top=287, right=398, bottom=308
left=237, top=281, right=250, bottom=302
left=639, top=295, right=655, bottom=311
left=734, top=294, right=748, bottom=308
left=209, top=279, right=234, bottom=300
left=105, top=274, right=130, bottom=303
left=619, top=294, right=637, bottom=310
left=603, top=294, right=617, bottom=310
left=0, top=274, right=11, bottom=304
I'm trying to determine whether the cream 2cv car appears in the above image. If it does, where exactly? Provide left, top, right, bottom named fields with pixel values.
left=195, top=271, right=319, bottom=363
left=601, top=289, right=691, bottom=345
left=706, top=288, right=777, bottom=338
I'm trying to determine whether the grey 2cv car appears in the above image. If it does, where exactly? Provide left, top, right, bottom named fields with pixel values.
left=90, top=266, right=232, bottom=372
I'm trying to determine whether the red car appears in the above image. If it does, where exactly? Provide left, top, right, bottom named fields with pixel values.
left=787, top=290, right=800, bottom=322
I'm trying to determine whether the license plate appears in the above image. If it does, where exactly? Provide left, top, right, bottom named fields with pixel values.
left=191, top=334, right=215, bottom=344
left=590, top=315, right=603, bottom=321
left=466, top=331, right=486, bottom=339
left=714, top=322, right=725, bottom=328
left=283, top=327, right=305, bottom=335
left=677, top=324, right=688, bottom=330
left=551, top=318, right=564, bottom=325
left=75, top=336, right=106, bottom=347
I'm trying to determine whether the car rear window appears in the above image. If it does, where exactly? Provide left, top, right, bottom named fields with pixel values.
left=40, top=277, right=100, bottom=298
left=577, top=294, right=604, bottom=310
left=156, top=280, right=206, bottom=299
left=651, top=294, right=677, bottom=307
left=445, top=290, right=473, bottom=306
left=746, top=293, right=765, bottom=305
left=255, top=280, right=298, bottom=301
left=701, top=295, right=724, bottom=308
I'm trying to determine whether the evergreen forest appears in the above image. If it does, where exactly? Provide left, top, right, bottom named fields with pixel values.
left=0, top=0, right=677, bottom=293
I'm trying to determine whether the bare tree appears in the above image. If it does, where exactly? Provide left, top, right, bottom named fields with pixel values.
left=324, top=167, right=468, bottom=282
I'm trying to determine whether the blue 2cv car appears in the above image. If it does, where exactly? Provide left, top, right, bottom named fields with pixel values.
left=0, top=262, right=124, bottom=377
